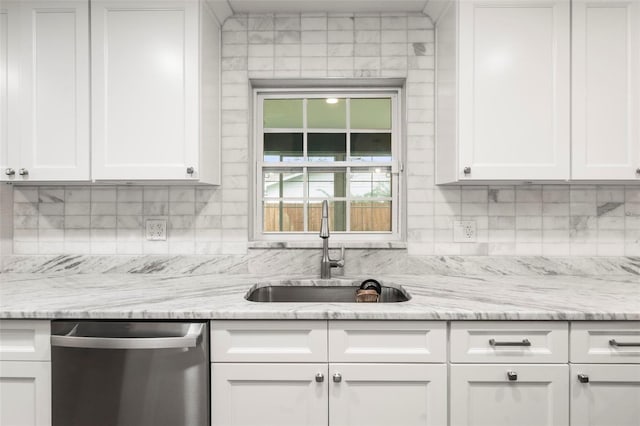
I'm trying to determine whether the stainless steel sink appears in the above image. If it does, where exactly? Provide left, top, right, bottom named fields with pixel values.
left=245, top=279, right=411, bottom=303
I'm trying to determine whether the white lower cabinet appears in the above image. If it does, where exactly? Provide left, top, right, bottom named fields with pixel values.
left=570, top=321, right=640, bottom=425
left=570, top=364, right=640, bottom=426
left=210, top=320, right=447, bottom=426
left=0, top=320, right=51, bottom=426
left=211, top=363, right=447, bottom=426
left=329, top=363, right=447, bottom=426
left=450, top=364, right=569, bottom=426
left=211, top=363, right=329, bottom=426
left=450, top=321, right=569, bottom=426
left=0, top=361, right=51, bottom=426
left=2, top=319, right=638, bottom=426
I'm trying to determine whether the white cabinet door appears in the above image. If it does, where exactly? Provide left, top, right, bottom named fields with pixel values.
left=91, top=0, right=199, bottom=181
left=1, top=0, right=89, bottom=182
left=16, top=0, right=89, bottom=182
left=572, top=0, right=640, bottom=180
left=457, top=0, right=570, bottom=181
left=0, top=361, right=51, bottom=426
left=0, top=2, right=12, bottom=180
left=329, top=363, right=447, bottom=426
left=450, top=364, right=569, bottom=426
left=571, top=364, right=640, bottom=426
left=211, top=363, right=328, bottom=426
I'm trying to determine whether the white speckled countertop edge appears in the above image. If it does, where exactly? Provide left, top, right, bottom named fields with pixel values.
left=1, top=273, right=638, bottom=321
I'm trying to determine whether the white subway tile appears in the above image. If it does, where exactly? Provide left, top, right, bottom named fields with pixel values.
left=301, top=15, right=327, bottom=31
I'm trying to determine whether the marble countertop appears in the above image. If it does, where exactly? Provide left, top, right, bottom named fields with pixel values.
left=1, top=272, right=638, bottom=320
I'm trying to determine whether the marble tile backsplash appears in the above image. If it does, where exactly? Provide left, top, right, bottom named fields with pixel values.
left=11, top=184, right=640, bottom=256
left=8, top=12, right=640, bottom=257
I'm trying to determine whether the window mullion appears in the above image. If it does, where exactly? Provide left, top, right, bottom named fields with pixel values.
left=346, top=98, right=351, bottom=232
left=303, top=99, right=308, bottom=232
left=303, top=167, right=308, bottom=232
left=346, top=166, right=351, bottom=233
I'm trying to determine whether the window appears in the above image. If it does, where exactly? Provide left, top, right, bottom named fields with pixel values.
left=254, top=89, right=402, bottom=242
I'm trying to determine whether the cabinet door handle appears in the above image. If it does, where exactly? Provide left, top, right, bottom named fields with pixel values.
left=463, top=166, right=471, bottom=175
left=609, top=339, right=640, bottom=347
left=489, top=338, right=531, bottom=347
left=4, top=168, right=15, bottom=176
left=315, top=373, right=324, bottom=383
left=186, top=167, right=195, bottom=175
left=577, top=374, right=589, bottom=384
left=507, top=371, right=518, bottom=381
left=18, top=168, right=28, bottom=176
left=333, top=373, right=342, bottom=383
left=636, top=168, right=640, bottom=175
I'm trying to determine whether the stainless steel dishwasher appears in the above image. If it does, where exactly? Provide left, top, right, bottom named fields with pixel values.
left=51, top=321, right=209, bottom=426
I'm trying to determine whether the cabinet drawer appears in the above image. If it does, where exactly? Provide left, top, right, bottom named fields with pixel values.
left=571, top=321, right=640, bottom=364
left=329, top=321, right=446, bottom=363
left=451, top=321, right=568, bottom=363
left=0, top=320, right=50, bottom=361
left=211, top=320, right=327, bottom=362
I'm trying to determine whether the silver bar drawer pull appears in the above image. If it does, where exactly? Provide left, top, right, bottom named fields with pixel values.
left=51, top=323, right=204, bottom=350
left=609, top=339, right=640, bottom=347
left=489, top=338, right=531, bottom=347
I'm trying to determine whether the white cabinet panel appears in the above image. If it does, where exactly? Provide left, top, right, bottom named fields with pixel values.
left=571, top=364, right=640, bottom=426
left=450, top=321, right=568, bottom=363
left=0, top=4, right=10, bottom=177
left=572, top=0, right=640, bottom=180
left=211, top=363, right=328, bottom=426
left=1, top=0, right=89, bottom=182
left=91, top=0, right=200, bottom=181
left=329, top=321, right=446, bottom=363
left=18, top=0, right=90, bottom=181
left=456, top=0, right=570, bottom=181
left=0, top=361, right=51, bottom=426
left=450, top=364, right=569, bottom=426
left=329, top=363, right=447, bottom=426
left=211, top=320, right=328, bottom=363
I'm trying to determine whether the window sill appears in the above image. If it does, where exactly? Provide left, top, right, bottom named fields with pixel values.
left=247, top=241, right=407, bottom=250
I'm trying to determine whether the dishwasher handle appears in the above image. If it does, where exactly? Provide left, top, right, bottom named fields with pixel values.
left=51, top=323, right=204, bottom=350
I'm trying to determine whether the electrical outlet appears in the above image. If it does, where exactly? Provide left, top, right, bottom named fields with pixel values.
left=453, top=220, right=476, bottom=242
left=145, top=219, right=167, bottom=241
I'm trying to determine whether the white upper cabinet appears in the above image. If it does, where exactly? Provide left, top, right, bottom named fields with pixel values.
left=91, top=0, right=220, bottom=183
left=1, top=0, right=90, bottom=182
left=572, top=0, right=640, bottom=181
left=0, top=3, right=11, bottom=180
left=435, top=0, right=571, bottom=183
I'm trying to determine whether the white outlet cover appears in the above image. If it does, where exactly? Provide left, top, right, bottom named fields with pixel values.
left=453, top=220, right=476, bottom=242
left=146, top=219, right=167, bottom=241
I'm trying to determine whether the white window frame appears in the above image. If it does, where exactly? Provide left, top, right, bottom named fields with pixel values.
left=252, top=87, right=404, bottom=243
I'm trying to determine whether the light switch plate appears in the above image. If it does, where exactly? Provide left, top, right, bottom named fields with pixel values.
left=453, top=220, right=476, bottom=242
left=145, top=219, right=167, bottom=241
